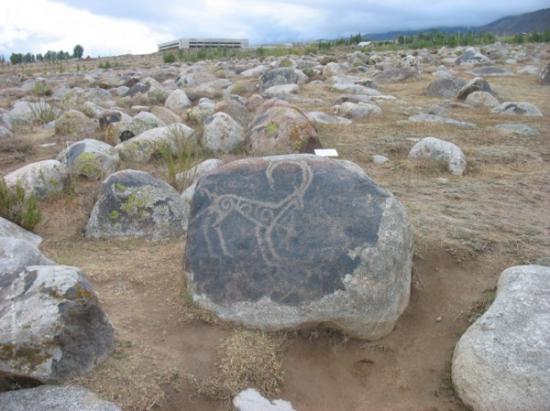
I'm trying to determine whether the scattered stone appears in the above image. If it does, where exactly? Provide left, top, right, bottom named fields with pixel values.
left=175, top=158, right=224, bottom=189
left=494, top=123, right=538, bottom=137
left=469, top=66, right=512, bottom=76
left=55, top=110, right=98, bottom=137
left=164, top=89, right=192, bottom=113
left=0, top=237, right=52, bottom=280
left=115, top=123, right=195, bottom=164
left=372, top=154, right=389, bottom=164
left=0, top=385, right=121, bottom=411
left=264, top=84, right=299, bottom=99
left=373, top=66, right=418, bottom=83
left=260, top=68, right=306, bottom=91
left=452, top=265, right=550, bottom=411
left=4, top=160, right=68, bottom=199
left=517, top=65, right=539, bottom=75
left=0, top=265, right=114, bottom=383
left=306, top=111, right=352, bottom=126
left=491, top=102, right=543, bottom=117
left=240, top=65, right=269, bottom=77
left=409, top=137, right=467, bottom=176
left=151, top=106, right=182, bottom=125
left=0, top=125, right=12, bottom=139
left=86, top=169, right=187, bottom=240
left=185, top=155, right=413, bottom=339
left=408, top=113, right=476, bottom=129
left=202, top=112, right=246, bottom=153
left=187, top=98, right=215, bottom=124
left=215, top=96, right=251, bottom=128
left=456, top=77, right=496, bottom=100
left=248, top=100, right=320, bottom=154
left=455, top=47, right=491, bottom=65
left=334, top=101, right=382, bottom=119
left=331, top=82, right=381, bottom=96
left=233, top=388, right=295, bottom=411
left=426, top=77, right=466, bottom=98
left=0, top=217, right=43, bottom=246
left=57, top=139, right=119, bottom=180
left=465, top=91, right=500, bottom=108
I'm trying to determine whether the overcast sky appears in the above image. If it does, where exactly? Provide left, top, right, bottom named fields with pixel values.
left=0, top=0, right=548, bottom=57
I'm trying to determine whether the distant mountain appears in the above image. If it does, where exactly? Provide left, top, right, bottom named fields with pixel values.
left=478, top=8, right=550, bottom=34
left=365, top=8, right=550, bottom=41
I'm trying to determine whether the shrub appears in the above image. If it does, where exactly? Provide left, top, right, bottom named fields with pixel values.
left=30, top=100, right=58, bottom=125
left=0, top=179, right=41, bottom=230
left=163, top=52, right=176, bottom=64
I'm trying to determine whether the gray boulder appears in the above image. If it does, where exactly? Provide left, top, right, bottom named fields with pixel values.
left=409, top=137, right=467, bottom=176
left=425, top=77, right=466, bottom=98
left=248, top=100, right=320, bottom=155
left=176, top=158, right=224, bottom=189
left=86, top=170, right=187, bottom=240
left=185, top=155, right=413, bottom=339
left=373, top=66, right=418, bottom=83
left=334, top=102, right=382, bottom=119
left=187, top=98, right=216, bottom=124
left=455, top=47, right=491, bottom=65
left=0, top=385, right=121, bottom=411
left=469, top=66, right=512, bottom=76
left=491, top=102, right=543, bottom=117
left=4, top=160, right=68, bottom=199
left=307, top=111, right=352, bottom=126
left=164, top=89, right=192, bottom=114
left=57, top=139, right=119, bottom=180
left=465, top=91, right=499, bottom=108
left=0, top=265, right=114, bottom=383
left=452, top=265, right=550, bottom=411
left=264, top=84, right=299, bottom=99
left=494, top=123, right=538, bottom=137
left=115, top=123, right=195, bottom=164
left=202, top=112, right=246, bottom=153
left=233, top=389, right=294, bottom=411
left=456, top=77, right=496, bottom=101
left=55, top=110, right=97, bottom=137
left=260, top=68, right=306, bottom=91
left=408, top=113, right=475, bottom=129
left=0, top=237, right=52, bottom=280
left=0, top=217, right=42, bottom=246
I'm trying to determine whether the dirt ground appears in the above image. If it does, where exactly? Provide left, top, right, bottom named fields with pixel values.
left=2, top=54, right=550, bottom=411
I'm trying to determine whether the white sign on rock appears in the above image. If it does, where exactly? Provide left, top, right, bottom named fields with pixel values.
left=314, top=148, right=339, bottom=157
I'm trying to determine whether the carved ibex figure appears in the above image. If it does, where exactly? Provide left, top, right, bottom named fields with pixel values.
left=197, top=160, right=313, bottom=265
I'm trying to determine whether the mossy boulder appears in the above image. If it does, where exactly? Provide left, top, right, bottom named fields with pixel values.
left=57, top=139, right=119, bottom=180
left=4, top=160, right=68, bottom=199
left=86, top=170, right=187, bottom=240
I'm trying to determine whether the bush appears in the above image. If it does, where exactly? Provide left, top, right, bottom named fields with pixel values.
left=163, top=52, right=176, bottom=64
left=0, top=179, right=41, bottom=230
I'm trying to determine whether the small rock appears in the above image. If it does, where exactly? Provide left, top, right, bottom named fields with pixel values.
left=4, top=160, right=68, bottom=199
left=233, top=389, right=295, bottom=411
left=491, top=102, right=543, bottom=117
left=202, top=112, right=246, bottom=153
left=409, top=137, right=467, bottom=176
left=456, top=77, right=496, bottom=101
left=307, top=111, right=352, bottom=126
left=372, top=154, right=389, bottom=164
left=465, top=91, right=499, bottom=108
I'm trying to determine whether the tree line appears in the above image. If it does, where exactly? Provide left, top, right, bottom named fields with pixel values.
left=3, top=44, right=84, bottom=65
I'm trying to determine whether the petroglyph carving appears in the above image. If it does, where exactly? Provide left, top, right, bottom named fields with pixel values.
left=195, top=160, right=312, bottom=265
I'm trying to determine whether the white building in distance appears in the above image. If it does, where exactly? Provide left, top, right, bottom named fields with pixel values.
left=158, top=38, right=249, bottom=52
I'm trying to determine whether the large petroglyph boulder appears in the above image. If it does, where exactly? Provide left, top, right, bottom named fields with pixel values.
left=0, top=265, right=114, bottom=383
left=184, top=154, right=413, bottom=339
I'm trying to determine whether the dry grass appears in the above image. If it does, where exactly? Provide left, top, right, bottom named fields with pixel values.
left=191, top=330, right=284, bottom=401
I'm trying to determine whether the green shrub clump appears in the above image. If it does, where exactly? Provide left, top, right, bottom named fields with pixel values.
left=0, top=179, right=41, bottom=230
left=163, top=52, right=176, bottom=64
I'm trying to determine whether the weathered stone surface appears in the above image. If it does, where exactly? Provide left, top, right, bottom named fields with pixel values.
left=456, top=77, right=496, bottom=101
left=57, top=139, right=119, bottom=180
left=334, top=101, right=382, bottom=119
left=452, top=265, right=550, bottom=411
left=240, top=65, right=269, bottom=77
left=185, top=155, right=413, bottom=339
left=4, top=160, right=68, bottom=199
left=491, top=102, right=543, bottom=117
left=0, top=265, right=114, bottom=383
left=494, top=123, right=538, bottom=137
left=307, top=111, right=352, bottom=126
left=248, top=100, right=320, bottom=154
left=408, top=113, right=476, bottom=129
left=425, top=77, right=466, bottom=98
left=331, top=82, right=381, bottom=96
left=115, top=123, right=195, bottom=164
left=539, top=62, right=549, bottom=85
left=0, top=237, right=52, bottom=280
left=202, top=112, right=246, bottom=153
left=373, top=66, right=418, bottom=83
left=0, top=217, right=42, bottom=246
left=0, top=385, right=121, bottom=411
left=469, top=66, right=512, bottom=76
left=409, top=137, right=467, bottom=176
left=0, top=125, right=13, bottom=139
left=372, top=154, right=389, bottom=164
left=259, top=68, right=306, bottom=91
left=264, top=84, right=299, bottom=99
left=55, top=110, right=98, bottom=137
left=176, top=158, right=224, bottom=189
left=215, top=96, right=251, bottom=128
left=233, top=388, right=295, bottom=411
left=86, top=170, right=187, bottom=240
left=465, top=91, right=499, bottom=108
left=164, top=89, right=191, bottom=113
left=151, top=106, right=182, bottom=125
left=455, top=47, right=491, bottom=65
